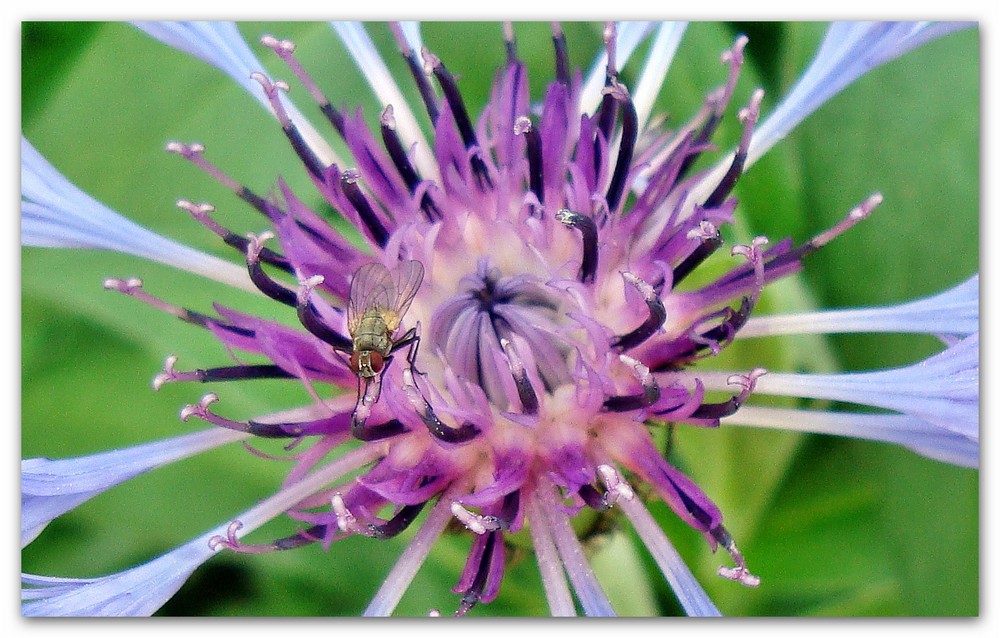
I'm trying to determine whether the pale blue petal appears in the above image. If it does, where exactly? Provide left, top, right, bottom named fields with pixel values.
left=363, top=493, right=454, bottom=616
left=134, top=21, right=338, bottom=166
left=134, top=21, right=265, bottom=101
left=525, top=494, right=576, bottom=616
left=725, top=405, right=978, bottom=468
left=21, top=137, right=255, bottom=292
left=23, top=443, right=384, bottom=616
left=580, top=22, right=655, bottom=115
left=22, top=428, right=249, bottom=547
left=690, top=21, right=973, bottom=205
left=536, top=477, right=616, bottom=616
left=747, top=21, right=974, bottom=166
left=395, top=21, right=423, bottom=55
left=752, top=333, right=979, bottom=441
left=631, top=22, right=687, bottom=132
left=23, top=538, right=213, bottom=616
left=740, top=274, right=978, bottom=339
left=618, top=494, right=722, bottom=616
left=330, top=22, right=436, bottom=179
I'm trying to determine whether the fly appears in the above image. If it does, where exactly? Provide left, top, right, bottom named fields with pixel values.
left=347, top=259, right=424, bottom=379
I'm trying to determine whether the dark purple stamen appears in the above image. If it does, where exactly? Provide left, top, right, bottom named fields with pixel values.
left=611, top=274, right=667, bottom=351
left=296, top=301, right=353, bottom=352
left=555, top=209, right=599, bottom=283
left=179, top=201, right=294, bottom=273
left=236, top=186, right=277, bottom=220
left=551, top=23, right=570, bottom=86
left=595, top=91, right=618, bottom=145
left=708, top=523, right=755, bottom=582
left=380, top=108, right=441, bottom=221
left=499, top=490, right=520, bottom=527
left=699, top=298, right=752, bottom=343
left=703, top=144, right=747, bottom=209
left=651, top=298, right=752, bottom=371
left=604, top=355, right=661, bottom=412
left=248, top=256, right=299, bottom=308
left=687, top=394, right=745, bottom=421
left=225, top=235, right=292, bottom=273
left=704, top=89, right=761, bottom=209
left=408, top=53, right=441, bottom=123
left=242, top=419, right=310, bottom=438
left=675, top=480, right=717, bottom=531
left=388, top=23, right=440, bottom=123
left=513, top=369, right=539, bottom=415
left=518, top=119, right=544, bottom=206
left=603, top=381, right=660, bottom=412
left=106, top=279, right=246, bottom=335
left=430, top=57, right=494, bottom=189
left=280, top=120, right=327, bottom=182
left=675, top=113, right=723, bottom=183
left=368, top=500, right=429, bottom=539
left=350, top=415, right=409, bottom=441
left=189, top=364, right=294, bottom=383
left=456, top=530, right=499, bottom=616
left=502, top=22, right=518, bottom=64
left=340, top=174, right=390, bottom=247
left=497, top=338, right=539, bottom=414
left=594, top=22, right=620, bottom=139
left=270, top=524, right=328, bottom=550
left=578, top=484, right=610, bottom=511
left=182, top=394, right=333, bottom=440
left=671, top=233, right=725, bottom=288
left=409, top=385, right=481, bottom=444
left=319, top=102, right=347, bottom=137
left=604, top=84, right=638, bottom=213
left=720, top=195, right=877, bottom=290
left=689, top=298, right=753, bottom=357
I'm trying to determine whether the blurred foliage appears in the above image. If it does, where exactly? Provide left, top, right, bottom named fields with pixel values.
left=21, top=21, right=977, bottom=616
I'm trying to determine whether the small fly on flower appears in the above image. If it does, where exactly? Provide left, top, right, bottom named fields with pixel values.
left=347, top=260, right=424, bottom=379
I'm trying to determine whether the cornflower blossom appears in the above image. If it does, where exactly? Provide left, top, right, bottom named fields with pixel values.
left=21, top=21, right=978, bottom=616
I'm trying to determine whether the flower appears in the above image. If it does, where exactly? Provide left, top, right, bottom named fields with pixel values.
left=21, top=21, right=978, bottom=616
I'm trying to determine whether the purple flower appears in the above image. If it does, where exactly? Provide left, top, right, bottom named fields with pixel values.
left=21, top=21, right=977, bottom=616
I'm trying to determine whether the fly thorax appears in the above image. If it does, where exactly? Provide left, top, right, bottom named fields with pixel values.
left=353, top=316, right=393, bottom=355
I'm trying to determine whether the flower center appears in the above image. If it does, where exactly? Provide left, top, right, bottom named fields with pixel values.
left=430, top=258, right=572, bottom=407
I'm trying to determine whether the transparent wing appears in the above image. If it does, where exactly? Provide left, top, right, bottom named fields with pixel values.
left=347, top=262, right=396, bottom=336
left=386, top=260, right=425, bottom=332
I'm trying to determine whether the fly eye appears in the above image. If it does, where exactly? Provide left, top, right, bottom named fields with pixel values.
left=369, top=352, right=385, bottom=373
left=349, top=351, right=361, bottom=374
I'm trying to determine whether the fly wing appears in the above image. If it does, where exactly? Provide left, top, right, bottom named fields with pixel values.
left=385, top=260, right=425, bottom=333
left=347, top=262, right=396, bottom=336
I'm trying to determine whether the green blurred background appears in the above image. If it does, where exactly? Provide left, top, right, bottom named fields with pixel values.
left=21, top=22, right=978, bottom=616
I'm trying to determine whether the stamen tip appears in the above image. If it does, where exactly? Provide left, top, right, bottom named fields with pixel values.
left=103, top=277, right=143, bottom=292
left=420, top=47, right=440, bottom=73
left=861, top=192, right=884, bottom=215
left=718, top=565, right=761, bottom=588
left=261, top=34, right=295, bottom=53
left=380, top=104, right=396, bottom=129
left=165, top=141, right=204, bottom=156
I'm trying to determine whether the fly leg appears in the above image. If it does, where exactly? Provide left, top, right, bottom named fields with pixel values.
left=349, top=361, right=411, bottom=442
left=390, top=323, right=423, bottom=377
